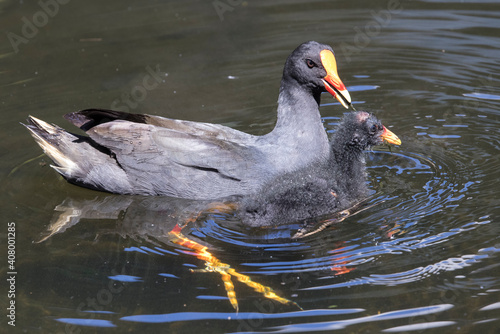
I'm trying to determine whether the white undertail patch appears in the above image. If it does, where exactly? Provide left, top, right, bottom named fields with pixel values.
left=27, top=116, right=78, bottom=176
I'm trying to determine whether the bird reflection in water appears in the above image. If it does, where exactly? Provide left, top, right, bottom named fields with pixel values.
left=35, top=195, right=375, bottom=311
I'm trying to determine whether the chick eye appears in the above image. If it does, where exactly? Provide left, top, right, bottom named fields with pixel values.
left=305, top=59, right=316, bottom=68
left=370, top=124, right=379, bottom=133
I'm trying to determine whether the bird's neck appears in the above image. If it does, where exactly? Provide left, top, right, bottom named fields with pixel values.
left=329, top=134, right=367, bottom=198
left=274, top=78, right=322, bottom=130
left=270, top=80, right=329, bottom=163
left=270, top=79, right=326, bottom=147
left=332, top=146, right=364, bottom=170
left=260, top=78, right=329, bottom=172
left=330, top=131, right=365, bottom=169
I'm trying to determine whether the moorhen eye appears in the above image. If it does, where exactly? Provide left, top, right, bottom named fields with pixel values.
left=306, top=59, right=316, bottom=68
left=370, top=124, right=378, bottom=133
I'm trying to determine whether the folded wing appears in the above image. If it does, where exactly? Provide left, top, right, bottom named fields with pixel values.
left=65, top=109, right=266, bottom=198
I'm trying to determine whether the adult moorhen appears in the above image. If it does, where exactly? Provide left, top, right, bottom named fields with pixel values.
left=238, top=111, right=401, bottom=227
left=23, top=41, right=353, bottom=200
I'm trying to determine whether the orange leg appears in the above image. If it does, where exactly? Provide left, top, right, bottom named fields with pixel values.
left=168, top=223, right=301, bottom=311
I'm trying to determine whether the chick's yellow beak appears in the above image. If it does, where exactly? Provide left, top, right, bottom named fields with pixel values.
left=381, top=126, right=402, bottom=146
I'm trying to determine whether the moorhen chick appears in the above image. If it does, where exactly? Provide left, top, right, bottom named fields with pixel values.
left=23, top=41, right=353, bottom=200
left=238, top=111, right=401, bottom=227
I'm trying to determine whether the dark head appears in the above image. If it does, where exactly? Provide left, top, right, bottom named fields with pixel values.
left=282, top=41, right=352, bottom=108
left=332, top=111, right=401, bottom=154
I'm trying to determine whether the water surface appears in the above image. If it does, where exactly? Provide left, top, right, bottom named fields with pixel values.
left=1, top=0, right=500, bottom=333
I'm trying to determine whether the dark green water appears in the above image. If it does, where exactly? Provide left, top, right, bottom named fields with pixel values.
left=1, top=0, right=500, bottom=333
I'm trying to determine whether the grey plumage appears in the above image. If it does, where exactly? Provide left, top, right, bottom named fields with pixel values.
left=23, top=41, right=352, bottom=200
left=238, top=112, right=399, bottom=227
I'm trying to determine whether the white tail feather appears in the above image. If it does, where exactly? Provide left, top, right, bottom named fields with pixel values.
left=27, top=116, right=78, bottom=176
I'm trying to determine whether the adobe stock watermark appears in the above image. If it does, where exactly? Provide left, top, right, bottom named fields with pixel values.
left=340, top=0, right=403, bottom=63
left=110, top=64, right=166, bottom=112
left=404, top=243, right=499, bottom=334
left=237, top=299, right=279, bottom=332
left=64, top=269, right=127, bottom=334
left=213, top=0, right=246, bottom=21
left=6, top=0, right=71, bottom=54
left=444, top=73, right=496, bottom=121
left=237, top=233, right=340, bottom=332
left=6, top=222, right=17, bottom=327
left=441, top=73, right=497, bottom=166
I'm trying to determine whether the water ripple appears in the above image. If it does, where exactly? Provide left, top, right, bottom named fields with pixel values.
left=463, top=92, right=500, bottom=100
left=181, top=111, right=500, bottom=299
left=120, top=309, right=364, bottom=324
left=382, top=321, right=457, bottom=333
left=235, top=304, right=454, bottom=333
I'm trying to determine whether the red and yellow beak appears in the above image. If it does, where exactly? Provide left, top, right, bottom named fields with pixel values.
left=381, top=126, right=402, bottom=146
left=320, top=50, right=352, bottom=109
